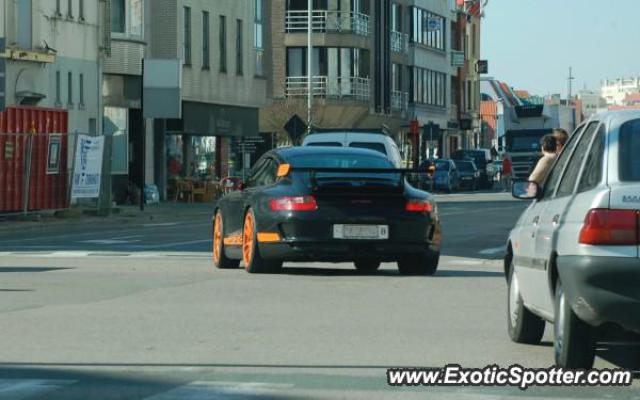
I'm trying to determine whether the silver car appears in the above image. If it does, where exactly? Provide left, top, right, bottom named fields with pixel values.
left=506, top=110, right=640, bottom=369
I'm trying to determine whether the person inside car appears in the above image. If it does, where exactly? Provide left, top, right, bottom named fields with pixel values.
left=553, top=128, right=569, bottom=154
left=529, top=134, right=558, bottom=186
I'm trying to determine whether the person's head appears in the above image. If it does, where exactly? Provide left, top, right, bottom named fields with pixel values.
left=541, top=134, right=557, bottom=154
left=553, top=129, right=569, bottom=153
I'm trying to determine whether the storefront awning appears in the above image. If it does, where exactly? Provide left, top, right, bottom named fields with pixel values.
left=166, top=101, right=259, bottom=137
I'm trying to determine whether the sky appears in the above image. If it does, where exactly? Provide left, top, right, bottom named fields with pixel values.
left=482, top=0, right=640, bottom=97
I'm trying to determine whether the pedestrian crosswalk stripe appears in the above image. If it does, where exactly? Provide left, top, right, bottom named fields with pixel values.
left=0, top=379, right=76, bottom=400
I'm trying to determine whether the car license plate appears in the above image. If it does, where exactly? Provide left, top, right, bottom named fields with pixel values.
left=333, top=224, right=389, bottom=240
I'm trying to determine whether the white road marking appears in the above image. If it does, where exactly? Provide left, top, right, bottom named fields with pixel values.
left=111, top=235, right=144, bottom=240
left=0, top=251, right=211, bottom=258
left=478, top=246, right=506, bottom=256
left=142, top=222, right=180, bottom=227
left=80, top=239, right=142, bottom=245
left=129, top=239, right=211, bottom=249
left=0, top=379, right=76, bottom=400
left=143, top=381, right=294, bottom=400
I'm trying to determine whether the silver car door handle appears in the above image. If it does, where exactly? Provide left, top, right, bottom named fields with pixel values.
left=532, top=216, right=540, bottom=225
left=552, top=214, right=560, bottom=225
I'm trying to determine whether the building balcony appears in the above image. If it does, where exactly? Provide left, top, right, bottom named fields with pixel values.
left=391, top=91, right=409, bottom=111
left=286, top=76, right=370, bottom=102
left=285, top=10, right=370, bottom=36
left=390, top=31, right=409, bottom=54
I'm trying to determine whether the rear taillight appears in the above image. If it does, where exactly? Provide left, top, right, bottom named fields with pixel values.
left=270, top=196, right=318, bottom=211
left=406, top=199, right=433, bottom=212
left=579, top=209, right=639, bottom=245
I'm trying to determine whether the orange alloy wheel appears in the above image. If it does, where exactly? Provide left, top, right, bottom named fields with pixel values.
left=242, top=211, right=255, bottom=268
left=213, top=212, right=222, bottom=264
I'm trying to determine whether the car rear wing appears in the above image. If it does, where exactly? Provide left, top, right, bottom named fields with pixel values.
left=278, top=165, right=424, bottom=193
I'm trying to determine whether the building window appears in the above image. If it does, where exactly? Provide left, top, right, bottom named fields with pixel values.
left=17, top=0, right=32, bottom=49
left=410, top=67, right=446, bottom=107
left=111, top=0, right=143, bottom=37
left=254, top=0, right=264, bottom=76
left=67, top=72, right=73, bottom=106
left=56, top=0, right=62, bottom=16
left=183, top=7, right=191, bottom=65
left=409, top=7, right=445, bottom=51
left=55, top=71, right=61, bottom=105
left=79, top=0, right=84, bottom=20
left=111, top=0, right=125, bottom=32
left=202, top=11, right=210, bottom=68
left=67, top=0, right=73, bottom=17
left=79, top=73, right=84, bottom=106
left=219, top=15, right=227, bottom=73
left=392, top=3, right=402, bottom=32
left=236, top=19, right=243, bottom=75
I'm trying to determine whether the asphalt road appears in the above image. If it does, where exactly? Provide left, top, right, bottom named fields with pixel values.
left=0, top=193, right=638, bottom=399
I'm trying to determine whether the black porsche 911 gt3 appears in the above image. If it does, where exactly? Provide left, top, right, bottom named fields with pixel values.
left=212, top=146, right=442, bottom=275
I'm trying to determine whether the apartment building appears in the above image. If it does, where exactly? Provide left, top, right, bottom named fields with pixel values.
left=147, top=0, right=270, bottom=198
left=262, top=0, right=482, bottom=164
left=261, top=0, right=405, bottom=143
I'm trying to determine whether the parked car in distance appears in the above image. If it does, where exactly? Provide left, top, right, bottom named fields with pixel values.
left=432, top=159, right=460, bottom=192
left=302, top=131, right=403, bottom=167
left=454, top=160, right=479, bottom=190
left=506, top=110, right=640, bottom=369
left=452, top=149, right=493, bottom=188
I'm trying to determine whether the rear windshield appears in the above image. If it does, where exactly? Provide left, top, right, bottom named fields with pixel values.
left=306, top=142, right=342, bottom=147
left=619, top=119, right=640, bottom=181
left=456, top=161, right=475, bottom=171
left=348, top=142, right=387, bottom=155
left=453, top=151, right=486, bottom=165
left=288, top=154, right=393, bottom=169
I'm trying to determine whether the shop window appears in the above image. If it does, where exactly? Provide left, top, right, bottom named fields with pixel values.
left=104, top=107, right=129, bottom=175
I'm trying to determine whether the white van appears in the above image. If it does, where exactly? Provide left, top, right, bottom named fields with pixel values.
left=301, top=132, right=403, bottom=167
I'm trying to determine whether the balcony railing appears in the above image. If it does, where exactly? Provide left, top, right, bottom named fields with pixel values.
left=285, top=10, right=370, bottom=36
left=286, top=76, right=371, bottom=102
left=391, top=90, right=409, bottom=111
left=390, top=31, right=409, bottom=54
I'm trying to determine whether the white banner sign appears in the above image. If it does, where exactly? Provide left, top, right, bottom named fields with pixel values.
left=71, top=135, right=104, bottom=199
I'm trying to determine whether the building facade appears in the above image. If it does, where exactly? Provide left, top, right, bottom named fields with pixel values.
left=2, top=0, right=102, bottom=137
left=262, top=0, right=407, bottom=144
left=147, top=0, right=270, bottom=199
left=601, top=77, right=640, bottom=106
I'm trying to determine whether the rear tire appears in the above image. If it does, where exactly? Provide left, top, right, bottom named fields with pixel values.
left=242, top=209, right=282, bottom=274
left=398, top=251, right=439, bottom=276
left=354, top=260, right=381, bottom=273
left=554, top=280, right=596, bottom=368
left=213, top=211, right=240, bottom=269
left=507, top=259, right=545, bottom=344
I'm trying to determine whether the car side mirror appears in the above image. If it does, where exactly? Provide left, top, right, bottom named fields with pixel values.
left=512, top=180, right=540, bottom=200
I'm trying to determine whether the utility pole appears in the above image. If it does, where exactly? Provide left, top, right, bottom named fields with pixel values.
left=567, top=67, right=575, bottom=104
left=307, top=0, right=313, bottom=132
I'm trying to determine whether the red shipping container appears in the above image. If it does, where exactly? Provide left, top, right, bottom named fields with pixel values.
left=0, top=106, right=69, bottom=213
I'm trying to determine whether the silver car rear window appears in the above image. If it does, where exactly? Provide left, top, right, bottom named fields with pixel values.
left=348, top=142, right=387, bottom=155
left=619, top=119, right=640, bottom=181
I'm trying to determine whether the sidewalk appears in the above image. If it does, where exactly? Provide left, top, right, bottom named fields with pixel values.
left=0, top=202, right=216, bottom=234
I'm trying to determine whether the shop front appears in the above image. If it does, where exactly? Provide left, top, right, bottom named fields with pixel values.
left=157, top=101, right=268, bottom=202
